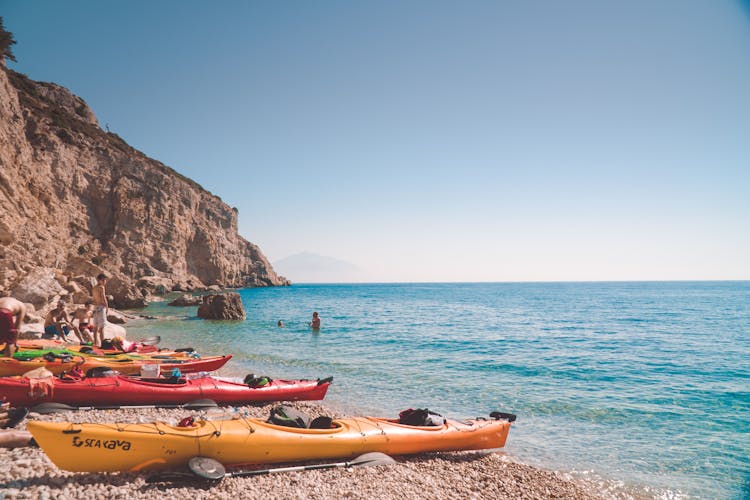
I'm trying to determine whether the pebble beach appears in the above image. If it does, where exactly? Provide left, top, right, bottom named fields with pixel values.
left=0, top=402, right=637, bottom=500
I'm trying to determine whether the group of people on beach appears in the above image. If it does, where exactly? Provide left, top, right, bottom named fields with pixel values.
left=0, top=273, right=110, bottom=357
left=2, top=271, right=324, bottom=359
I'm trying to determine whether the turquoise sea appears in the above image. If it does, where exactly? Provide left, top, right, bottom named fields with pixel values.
left=127, top=282, right=750, bottom=499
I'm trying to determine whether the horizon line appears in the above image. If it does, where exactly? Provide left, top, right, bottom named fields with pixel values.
left=269, top=279, right=750, bottom=285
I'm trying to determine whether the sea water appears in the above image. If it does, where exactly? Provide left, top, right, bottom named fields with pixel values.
left=127, top=282, right=750, bottom=499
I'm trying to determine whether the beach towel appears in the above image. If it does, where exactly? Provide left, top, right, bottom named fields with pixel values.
left=26, top=376, right=54, bottom=400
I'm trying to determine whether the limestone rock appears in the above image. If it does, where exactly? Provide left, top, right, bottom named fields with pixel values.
left=0, top=67, right=289, bottom=306
left=103, top=322, right=127, bottom=340
left=17, top=327, right=42, bottom=340
left=106, top=310, right=127, bottom=324
left=0, top=220, right=13, bottom=245
left=168, top=294, right=201, bottom=307
left=71, top=275, right=94, bottom=290
left=10, top=268, right=64, bottom=307
left=32, top=80, right=99, bottom=127
left=24, top=313, right=42, bottom=324
left=197, top=292, right=245, bottom=320
left=62, top=281, right=88, bottom=305
left=105, top=275, right=147, bottom=309
left=136, top=276, right=173, bottom=296
left=71, top=291, right=92, bottom=304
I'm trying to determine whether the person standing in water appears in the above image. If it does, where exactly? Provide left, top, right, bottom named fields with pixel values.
left=0, top=297, right=25, bottom=358
left=92, top=273, right=109, bottom=348
left=309, top=311, right=321, bottom=330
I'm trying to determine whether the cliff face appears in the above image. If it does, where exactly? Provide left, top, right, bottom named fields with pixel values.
left=0, top=67, right=288, bottom=308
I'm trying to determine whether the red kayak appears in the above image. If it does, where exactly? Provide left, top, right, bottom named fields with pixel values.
left=0, top=374, right=332, bottom=407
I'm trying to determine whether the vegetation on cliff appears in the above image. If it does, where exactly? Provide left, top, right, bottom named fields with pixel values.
left=0, top=17, right=17, bottom=64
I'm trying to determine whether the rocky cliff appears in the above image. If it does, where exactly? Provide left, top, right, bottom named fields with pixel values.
left=0, top=66, right=289, bottom=309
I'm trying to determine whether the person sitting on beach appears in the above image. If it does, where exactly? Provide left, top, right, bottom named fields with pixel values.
left=44, top=301, right=74, bottom=341
left=309, top=311, right=321, bottom=330
left=72, top=300, right=95, bottom=344
left=92, top=273, right=109, bottom=348
left=111, top=336, right=136, bottom=353
left=0, top=296, right=26, bottom=358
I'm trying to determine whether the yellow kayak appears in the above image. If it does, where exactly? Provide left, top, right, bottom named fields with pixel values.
left=28, top=414, right=512, bottom=472
left=0, top=354, right=231, bottom=377
left=0, top=356, right=82, bottom=377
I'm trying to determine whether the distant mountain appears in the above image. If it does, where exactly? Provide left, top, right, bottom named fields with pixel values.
left=273, top=252, right=368, bottom=283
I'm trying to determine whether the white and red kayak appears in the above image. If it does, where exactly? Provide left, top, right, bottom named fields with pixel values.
left=0, top=373, right=332, bottom=407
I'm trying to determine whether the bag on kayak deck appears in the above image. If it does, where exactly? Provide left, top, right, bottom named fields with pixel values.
left=86, top=367, right=118, bottom=378
left=244, top=374, right=272, bottom=388
left=309, top=415, right=334, bottom=429
left=42, top=352, right=72, bottom=363
left=268, top=405, right=311, bottom=429
left=22, top=367, right=54, bottom=379
left=398, top=408, right=446, bottom=427
left=59, top=365, right=84, bottom=381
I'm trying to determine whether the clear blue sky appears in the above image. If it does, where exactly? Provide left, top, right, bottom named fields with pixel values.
left=4, top=1, right=750, bottom=281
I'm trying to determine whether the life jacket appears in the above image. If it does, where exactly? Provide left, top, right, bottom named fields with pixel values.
left=59, top=365, right=85, bottom=381
left=244, top=374, right=272, bottom=388
left=268, top=405, right=311, bottom=428
left=267, top=405, right=334, bottom=429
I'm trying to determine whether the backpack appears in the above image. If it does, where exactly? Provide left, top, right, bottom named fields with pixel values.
left=398, top=408, right=446, bottom=426
left=86, top=366, right=118, bottom=378
left=309, top=416, right=334, bottom=429
left=43, top=352, right=73, bottom=363
left=268, top=405, right=311, bottom=429
left=244, top=374, right=272, bottom=388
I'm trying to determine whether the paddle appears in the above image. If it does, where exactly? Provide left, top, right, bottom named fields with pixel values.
left=29, top=399, right=218, bottom=414
left=188, top=452, right=396, bottom=481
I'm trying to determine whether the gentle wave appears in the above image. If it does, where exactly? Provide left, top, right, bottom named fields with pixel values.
left=127, top=281, right=750, bottom=499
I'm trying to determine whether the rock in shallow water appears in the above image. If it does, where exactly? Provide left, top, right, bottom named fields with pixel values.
left=167, top=294, right=202, bottom=307
left=197, top=292, right=245, bottom=320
